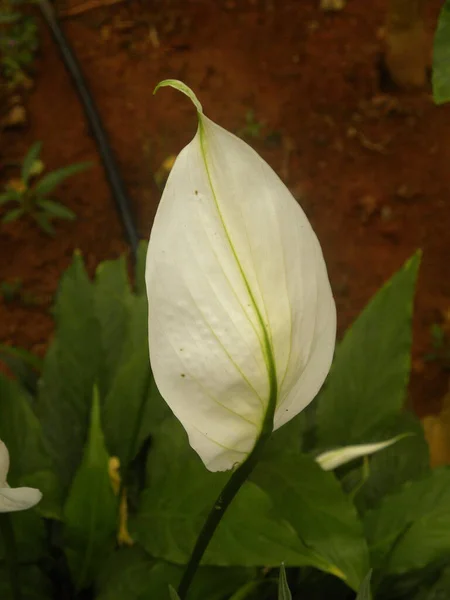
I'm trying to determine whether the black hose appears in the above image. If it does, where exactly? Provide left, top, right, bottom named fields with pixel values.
left=37, top=0, right=140, bottom=261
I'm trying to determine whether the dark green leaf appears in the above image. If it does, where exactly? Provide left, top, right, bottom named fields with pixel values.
left=134, top=240, right=148, bottom=295
left=169, top=585, right=181, bottom=600
left=35, top=162, right=91, bottom=197
left=254, top=453, right=370, bottom=590
left=0, top=373, right=62, bottom=519
left=63, top=387, right=117, bottom=590
left=0, top=344, right=42, bottom=397
left=354, top=411, right=430, bottom=513
left=432, top=0, right=450, bottom=104
left=365, top=468, right=450, bottom=575
left=37, top=199, right=75, bottom=220
left=3, top=208, right=24, bottom=223
left=133, top=418, right=335, bottom=572
left=356, top=571, right=372, bottom=600
left=36, top=252, right=101, bottom=491
left=278, top=564, right=292, bottom=600
left=317, top=253, right=420, bottom=448
left=0, top=191, right=19, bottom=205
left=95, top=546, right=253, bottom=600
left=21, top=142, right=42, bottom=184
left=0, top=565, right=52, bottom=600
left=33, top=213, right=54, bottom=235
left=94, top=256, right=133, bottom=396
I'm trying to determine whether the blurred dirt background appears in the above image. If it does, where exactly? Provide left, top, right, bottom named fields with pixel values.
left=1, top=0, right=449, bottom=418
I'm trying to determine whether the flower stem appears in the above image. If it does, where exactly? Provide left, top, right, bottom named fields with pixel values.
left=0, top=514, right=22, bottom=600
left=177, top=363, right=277, bottom=600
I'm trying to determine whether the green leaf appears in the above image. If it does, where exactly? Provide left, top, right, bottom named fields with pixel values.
left=253, top=453, right=370, bottom=590
left=317, top=253, right=420, bottom=448
left=94, top=256, right=133, bottom=396
left=63, top=387, right=117, bottom=590
left=0, top=373, right=62, bottom=519
left=37, top=199, right=75, bottom=220
left=36, top=252, right=101, bottom=491
left=364, top=468, right=450, bottom=575
left=169, top=585, right=181, bottom=600
left=3, top=208, right=24, bottom=223
left=0, top=191, right=19, bottom=205
left=432, top=0, right=450, bottom=104
left=133, top=418, right=336, bottom=573
left=0, top=566, right=52, bottom=600
left=413, top=566, right=450, bottom=600
left=278, top=564, right=292, bottom=600
left=34, top=161, right=91, bottom=197
left=356, top=571, right=372, bottom=600
left=0, top=344, right=42, bottom=397
left=33, top=213, right=54, bottom=235
left=21, top=142, right=42, bottom=184
left=0, top=512, right=46, bottom=564
left=354, top=411, right=430, bottom=513
left=95, top=547, right=253, bottom=600
left=134, top=240, right=148, bottom=295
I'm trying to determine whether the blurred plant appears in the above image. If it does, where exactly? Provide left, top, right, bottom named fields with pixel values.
left=0, top=141, right=91, bottom=234
left=424, top=322, right=450, bottom=370
left=0, top=277, right=22, bottom=303
left=432, top=0, right=450, bottom=104
left=237, top=109, right=265, bottom=139
left=0, top=0, right=38, bottom=88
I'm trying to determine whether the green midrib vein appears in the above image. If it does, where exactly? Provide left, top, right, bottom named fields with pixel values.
left=198, top=117, right=277, bottom=433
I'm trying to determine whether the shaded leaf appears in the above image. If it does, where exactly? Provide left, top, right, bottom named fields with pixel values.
left=134, top=240, right=148, bottom=295
left=95, top=546, right=253, bottom=600
left=36, top=252, right=101, bottom=492
left=0, top=566, right=52, bottom=600
left=317, top=253, right=420, bottom=447
left=133, top=418, right=337, bottom=573
left=432, top=0, right=450, bottom=104
left=254, top=453, right=370, bottom=590
left=21, top=142, right=42, bottom=184
left=365, top=468, right=450, bottom=574
left=3, top=208, right=24, bottom=223
left=37, top=199, right=75, bottom=220
left=0, top=374, right=62, bottom=519
left=356, top=571, right=372, bottom=600
left=35, top=162, right=91, bottom=197
left=63, top=387, right=117, bottom=590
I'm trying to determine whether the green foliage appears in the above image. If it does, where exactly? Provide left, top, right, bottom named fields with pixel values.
left=432, top=0, right=450, bottom=105
left=0, top=374, right=62, bottom=518
left=365, top=468, right=450, bottom=575
left=63, top=388, right=117, bottom=590
left=0, top=566, right=52, bottom=600
left=254, top=453, right=370, bottom=590
left=0, top=0, right=38, bottom=88
left=317, top=253, right=420, bottom=447
left=96, top=547, right=253, bottom=600
left=356, top=571, right=372, bottom=600
left=133, top=418, right=332, bottom=572
left=0, top=142, right=90, bottom=234
left=237, top=110, right=265, bottom=139
left=2, top=248, right=446, bottom=600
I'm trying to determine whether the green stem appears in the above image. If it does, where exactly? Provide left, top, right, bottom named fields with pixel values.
left=177, top=434, right=271, bottom=599
left=178, top=366, right=277, bottom=600
left=0, top=514, right=21, bottom=600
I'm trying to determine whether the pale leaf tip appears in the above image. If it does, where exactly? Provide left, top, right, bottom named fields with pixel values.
left=153, top=79, right=203, bottom=114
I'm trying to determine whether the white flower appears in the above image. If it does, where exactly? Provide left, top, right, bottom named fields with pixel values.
left=315, top=436, right=407, bottom=471
left=146, top=80, right=336, bottom=471
left=0, top=440, right=42, bottom=512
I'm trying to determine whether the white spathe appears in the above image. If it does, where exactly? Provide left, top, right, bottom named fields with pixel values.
left=315, top=436, right=406, bottom=471
left=146, top=80, right=336, bottom=471
left=0, top=440, right=42, bottom=512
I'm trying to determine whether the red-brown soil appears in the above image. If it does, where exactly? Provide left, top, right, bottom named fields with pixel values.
left=1, top=0, right=449, bottom=416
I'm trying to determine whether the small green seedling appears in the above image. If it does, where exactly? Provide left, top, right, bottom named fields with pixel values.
left=237, top=109, right=265, bottom=139
left=0, top=1, right=38, bottom=88
left=0, top=141, right=91, bottom=235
